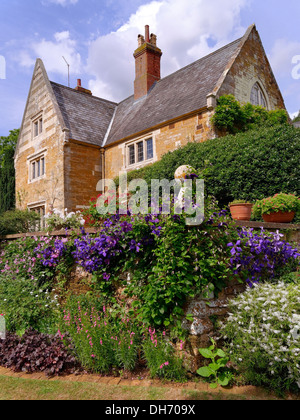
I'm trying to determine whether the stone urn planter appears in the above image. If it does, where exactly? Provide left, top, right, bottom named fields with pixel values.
left=262, top=211, right=296, bottom=223
left=229, top=202, right=253, bottom=221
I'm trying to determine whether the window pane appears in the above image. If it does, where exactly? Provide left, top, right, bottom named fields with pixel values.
left=137, top=142, right=144, bottom=162
left=39, top=119, right=43, bottom=134
left=34, top=122, right=38, bottom=137
left=37, top=160, right=40, bottom=178
left=41, top=158, right=45, bottom=176
left=129, top=145, right=135, bottom=165
left=250, top=84, right=259, bottom=106
left=146, top=138, right=153, bottom=160
left=260, top=91, right=267, bottom=108
left=250, top=82, right=267, bottom=108
left=32, top=162, right=36, bottom=179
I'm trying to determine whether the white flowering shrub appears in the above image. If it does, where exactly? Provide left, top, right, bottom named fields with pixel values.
left=220, top=282, right=300, bottom=393
left=45, top=209, right=85, bottom=232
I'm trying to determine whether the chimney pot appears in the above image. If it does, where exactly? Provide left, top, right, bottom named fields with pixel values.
left=75, top=78, right=92, bottom=95
left=145, top=25, right=150, bottom=43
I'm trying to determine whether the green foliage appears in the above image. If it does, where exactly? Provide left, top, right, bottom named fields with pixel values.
left=252, top=193, right=300, bottom=220
left=60, top=295, right=186, bottom=380
left=220, top=282, right=300, bottom=394
left=0, top=237, right=59, bottom=333
left=0, top=129, right=19, bottom=214
left=44, top=209, right=85, bottom=233
left=142, top=328, right=186, bottom=381
left=0, top=209, right=40, bottom=236
left=197, top=338, right=234, bottom=389
left=211, top=95, right=289, bottom=134
left=117, top=123, right=300, bottom=207
left=123, top=203, right=234, bottom=330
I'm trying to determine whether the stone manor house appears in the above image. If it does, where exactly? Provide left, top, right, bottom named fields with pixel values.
left=14, top=24, right=286, bottom=218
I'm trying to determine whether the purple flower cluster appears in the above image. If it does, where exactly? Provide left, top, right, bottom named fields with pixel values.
left=72, top=213, right=163, bottom=279
left=228, top=228, right=300, bottom=287
left=35, top=238, right=68, bottom=267
left=72, top=231, right=123, bottom=275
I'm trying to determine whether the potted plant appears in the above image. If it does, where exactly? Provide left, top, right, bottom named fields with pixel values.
left=229, top=199, right=253, bottom=221
left=252, top=193, right=299, bottom=223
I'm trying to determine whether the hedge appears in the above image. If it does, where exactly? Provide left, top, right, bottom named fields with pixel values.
left=117, top=123, right=300, bottom=206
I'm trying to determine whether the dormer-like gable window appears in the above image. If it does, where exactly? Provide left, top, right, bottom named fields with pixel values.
left=250, top=82, right=267, bottom=108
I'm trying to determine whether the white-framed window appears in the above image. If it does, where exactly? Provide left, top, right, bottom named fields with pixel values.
left=32, top=115, right=43, bottom=138
left=126, top=137, right=154, bottom=168
left=250, top=82, right=267, bottom=108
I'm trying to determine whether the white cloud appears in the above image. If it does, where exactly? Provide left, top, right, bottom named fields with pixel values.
left=87, top=0, right=247, bottom=102
left=269, top=38, right=300, bottom=77
left=19, top=31, right=82, bottom=76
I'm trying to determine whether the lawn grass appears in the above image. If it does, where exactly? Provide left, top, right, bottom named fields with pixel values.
left=0, top=374, right=290, bottom=401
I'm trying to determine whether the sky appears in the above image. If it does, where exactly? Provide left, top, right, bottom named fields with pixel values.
left=1, top=0, right=300, bottom=136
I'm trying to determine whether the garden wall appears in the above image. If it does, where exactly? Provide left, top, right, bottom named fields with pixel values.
left=1, top=221, right=299, bottom=372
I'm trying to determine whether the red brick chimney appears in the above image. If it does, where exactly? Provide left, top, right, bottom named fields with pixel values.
left=133, top=25, right=162, bottom=100
left=75, top=79, right=92, bottom=95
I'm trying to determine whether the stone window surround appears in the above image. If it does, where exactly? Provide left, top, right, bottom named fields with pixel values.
left=124, top=134, right=156, bottom=170
left=247, top=78, right=270, bottom=110
left=27, top=200, right=46, bottom=230
left=27, top=148, right=47, bottom=184
left=32, top=112, right=44, bottom=139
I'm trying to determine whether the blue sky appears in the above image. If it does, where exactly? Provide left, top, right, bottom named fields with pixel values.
left=1, top=0, right=300, bottom=136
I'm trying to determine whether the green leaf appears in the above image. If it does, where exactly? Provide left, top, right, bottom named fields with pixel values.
left=208, top=362, right=220, bottom=372
left=197, top=366, right=214, bottom=378
left=199, top=348, right=214, bottom=359
left=209, top=383, right=218, bottom=389
left=217, top=373, right=230, bottom=387
left=216, top=349, right=226, bottom=358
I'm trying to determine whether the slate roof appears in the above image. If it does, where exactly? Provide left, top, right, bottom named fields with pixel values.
left=50, top=82, right=117, bottom=147
left=105, top=37, right=243, bottom=146
left=50, top=35, right=245, bottom=147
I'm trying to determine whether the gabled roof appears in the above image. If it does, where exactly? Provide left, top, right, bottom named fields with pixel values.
left=18, top=25, right=262, bottom=153
left=105, top=36, right=244, bottom=146
left=50, top=82, right=117, bottom=147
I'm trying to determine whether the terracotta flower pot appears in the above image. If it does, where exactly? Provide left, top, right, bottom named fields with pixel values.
left=262, top=211, right=295, bottom=223
left=230, top=203, right=253, bottom=221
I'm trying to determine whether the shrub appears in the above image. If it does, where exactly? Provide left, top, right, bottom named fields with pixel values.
left=0, top=329, right=80, bottom=376
left=211, top=95, right=289, bottom=134
left=115, top=124, right=300, bottom=207
left=44, top=208, right=85, bottom=232
left=0, top=210, right=40, bottom=236
left=220, top=282, right=300, bottom=394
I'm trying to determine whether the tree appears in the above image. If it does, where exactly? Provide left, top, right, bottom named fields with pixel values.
left=0, top=129, right=19, bottom=214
